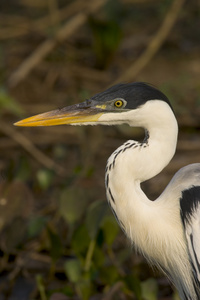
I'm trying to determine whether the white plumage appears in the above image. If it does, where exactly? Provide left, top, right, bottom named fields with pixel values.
left=104, top=101, right=200, bottom=299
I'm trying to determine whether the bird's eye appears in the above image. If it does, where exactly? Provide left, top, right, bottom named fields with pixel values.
left=114, top=100, right=124, bottom=108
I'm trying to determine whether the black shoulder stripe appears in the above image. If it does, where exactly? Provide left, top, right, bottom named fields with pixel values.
left=180, top=186, right=200, bottom=227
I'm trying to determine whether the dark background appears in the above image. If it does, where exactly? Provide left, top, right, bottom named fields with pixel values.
left=0, top=0, right=200, bottom=299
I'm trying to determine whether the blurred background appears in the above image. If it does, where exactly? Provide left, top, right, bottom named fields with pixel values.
left=0, top=0, right=200, bottom=299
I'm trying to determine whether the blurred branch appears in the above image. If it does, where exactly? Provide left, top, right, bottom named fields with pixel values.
left=0, top=121, right=66, bottom=176
left=0, top=0, right=161, bottom=40
left=0, top=0, right=90, bottom=39
left=7, top=0, right=107, bottom=88
left=114, top=0, right=185, bottom=83
left=34, top=0, right=86, bottom=31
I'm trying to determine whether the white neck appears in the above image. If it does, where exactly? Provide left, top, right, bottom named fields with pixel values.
left=106, top=100, right=178, bottom=183
left=103, top=100, right=198, bottom=299
left=105, top=101, right=195, bottom=295
left=105, top=101, right=178, bottom=246
left=105, top=100, right=178, bottom=228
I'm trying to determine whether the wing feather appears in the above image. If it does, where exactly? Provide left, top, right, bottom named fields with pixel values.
left=180, top=186, right=200, bottom=294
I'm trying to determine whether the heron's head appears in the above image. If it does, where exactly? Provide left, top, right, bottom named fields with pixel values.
left=14, top=82, right=173, bottom=128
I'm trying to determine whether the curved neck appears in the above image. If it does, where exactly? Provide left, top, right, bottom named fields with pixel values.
left=107, top=102, right=178, bottom=184
left=106, top=105, right=179, bottom=239
left=105, top=101, right=179, bottom=240
left=106, top=102, right=178, bottom=217
left=138, top=122, right=178, bottom=182
left=129, top=101, right=178, bottom=182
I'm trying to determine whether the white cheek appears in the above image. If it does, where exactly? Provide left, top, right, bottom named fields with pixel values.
left=97, top=110, right=139, bottom=126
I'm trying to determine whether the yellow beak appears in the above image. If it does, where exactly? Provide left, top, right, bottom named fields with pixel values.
left=14, top=102, right=104, bottom=127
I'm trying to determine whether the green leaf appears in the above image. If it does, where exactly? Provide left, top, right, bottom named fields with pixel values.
left=71, top=225, right=90, bottom=256
left=16, top=156, right=31, bottom=181
left=99, top=265, right=119, bottom=285
left=37, top=169, right=54, bottom=190
left=47, top=227, right=63, bottom=261
left=36, top=274, right=47, bottom=300
left=86, top=200, right=109, bottom=239
left=64, top=258, right=82, bottom=283
left=28, top=216, right=47, bottom=238
left=59, top=187, right=89, bottom=224
left=0, top=88, right=24, bottom=116
left=77, top=279, right=94, bottom=300
left=101, top=215, right=119, bottom=245
left=141, top=278, right=158, bottom=300
left=124, top=273, right=142, bottom=300
left=92, top=243, right=105, bottom=268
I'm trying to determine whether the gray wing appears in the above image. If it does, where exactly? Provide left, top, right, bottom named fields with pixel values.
left=180, top=184, right=200, bottom=290
left=158, top=163, right=200, bottom=299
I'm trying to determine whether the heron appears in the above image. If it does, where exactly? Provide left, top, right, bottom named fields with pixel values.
left=15, top=82, right=200, bottom=300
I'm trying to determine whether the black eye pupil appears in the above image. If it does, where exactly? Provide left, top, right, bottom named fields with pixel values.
left=115, top=101, right=122, bottom=107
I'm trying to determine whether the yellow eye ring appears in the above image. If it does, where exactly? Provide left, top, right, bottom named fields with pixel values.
left=114, top=100, right=124, bottom=108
